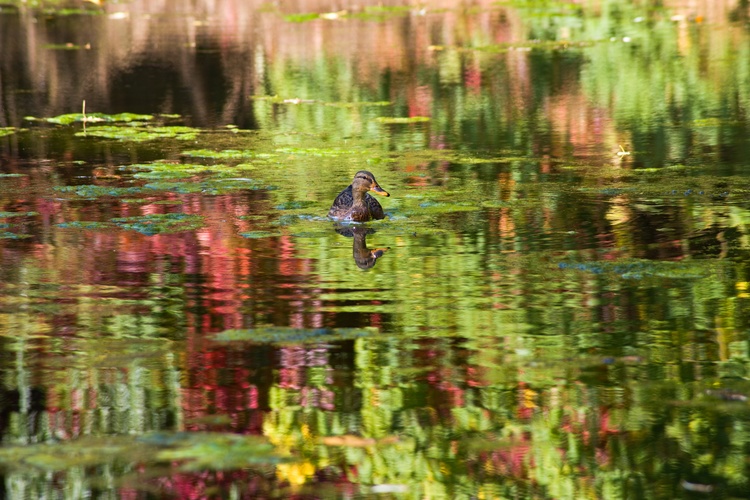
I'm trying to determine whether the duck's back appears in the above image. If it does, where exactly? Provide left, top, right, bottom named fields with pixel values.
left=328, top=186, right=385, bottom=220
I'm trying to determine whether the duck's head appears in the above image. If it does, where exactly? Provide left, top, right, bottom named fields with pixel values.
left=352, top=170, right=390, bottom=197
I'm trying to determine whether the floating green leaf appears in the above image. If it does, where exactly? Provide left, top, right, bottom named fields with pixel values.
left=143, top=178, right=269, bottom=195
left=134, top=170, right=196, bottom=180
left=0, top=432, right=282, bottom=473
left=57, top=221, right=117, bottom=230
left=454, top=156, right=516, bottom=164
left=0, top=231, right=31, bottom=239
left=375, top=116, right=431, bottom=124
left=0, top=437, right=147, bottom=471
left=54, top=185, right=147, bottom=198
left=559, top=259, right=713, bottom=280
left=130, top=161, right=221, bottom=177
left=28, top=112, right=154, bottom=125
left=283, top=12, right=321, bottom=23
left=142, top=181, right=206, bottom=194
left=182, top=149, right=275, bottom=160
left=76, top=125, right=199, bottom=142
left=214, top=326, right=378, bottom=344
left=43, top=43, right=88, bottom=50
left=240, top=230, right=283, bottom=239
left=0, top=211, right=38, bottom=218
left=111, top=213, right=205, bottom=235
left=275, top=146, right=353, bottom=157
left=275, top=200, right=318, bottom=210
left=324, top=100, right=391, bottom=108
left=146, top=432, right=283, bottom=471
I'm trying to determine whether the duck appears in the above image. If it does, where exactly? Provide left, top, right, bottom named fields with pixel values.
left=328, top=170, right=390, bottom=221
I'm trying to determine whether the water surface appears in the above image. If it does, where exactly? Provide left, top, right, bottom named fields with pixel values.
left=1, top=1, right=750, bottom=498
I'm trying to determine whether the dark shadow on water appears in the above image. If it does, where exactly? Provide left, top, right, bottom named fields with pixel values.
left=334, top=225, right=389, bottom=269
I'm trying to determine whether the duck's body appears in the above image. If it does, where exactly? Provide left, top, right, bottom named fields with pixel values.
left=328, top=171, right=390, bottom=222
left=329, top=185, right=386, bottom=220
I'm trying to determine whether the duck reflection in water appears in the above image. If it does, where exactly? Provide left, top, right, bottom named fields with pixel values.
left=335, top=226, right=389, bottom=269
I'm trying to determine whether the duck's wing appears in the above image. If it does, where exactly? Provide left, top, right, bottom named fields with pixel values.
left=328, top=185, right=354, bottom=217
left=365, top=193, right=385, bottom=220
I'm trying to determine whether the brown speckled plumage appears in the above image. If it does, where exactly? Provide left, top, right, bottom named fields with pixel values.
left=328, top=171, right=390, bottom=222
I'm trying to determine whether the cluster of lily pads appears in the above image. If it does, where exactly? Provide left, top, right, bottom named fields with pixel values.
left=24, top=112, right=202, bottom=142
left=0, top=432, right=284, bottom=474
left=0, top=211, right=38, bottom=239
left=58, top=213, right=205, bottom=236
left=558, top=259, right=714, bottom=280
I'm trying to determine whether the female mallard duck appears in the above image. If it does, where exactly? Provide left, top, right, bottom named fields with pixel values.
left=328, top=170, right=390, bottom=222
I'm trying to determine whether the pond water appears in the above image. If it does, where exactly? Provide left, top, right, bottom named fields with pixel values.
left=2, top=0, right=750, bottom=498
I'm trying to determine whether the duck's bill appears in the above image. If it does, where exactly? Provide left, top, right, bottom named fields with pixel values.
left=371, top=186, right=390, bottom=197
left=371, top=247, right=390, bottom=258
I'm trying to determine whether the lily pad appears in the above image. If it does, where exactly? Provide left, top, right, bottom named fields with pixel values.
left=133, top=170, right=197, bottom=180
left=76, top=125, right=199, bottom=142
left=240, top=230, right=283, bottom=239
left=28, top=112, right=154, bottom=125
left=144, top=178, right=269, bottom=195
left=54, top=185, right=147, bottom=198
left=142, top=181, right=206, bottom=194
left=0, top=436, right=147, bottom=471
left=559, top=259, right=713, bottom=280
left=182, top=149, right=275, bottom=160
left=275, top=146, right=353, bottom=157
left=111, top=213, right=205, bottom=235
left=0, top=231, right=32, bottom=239
left=57, top=221, right=117, bottom=230
left=375, top=116, right=431, bottom=124
left=54, top=337, right=174, bottom=368
left=43, top=43, right=89, bottom=50
left=144, top=432, right=284, bottom=471
left=283, top=12, right=321, bottom=23
left=275, top=200, right=318, bottom=210
left=213, top=326, right=378, bottom=344
left=0, top=211, right=38, bottom=218
left=454, top=156, right=515, bottom=164
left=129, top=161, right=220, bottom=179
left=0, top=432, right=283, bottom=473
left=273, top=214, right=316, bottom=226
left=324, top=101, right=391, bottom=108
